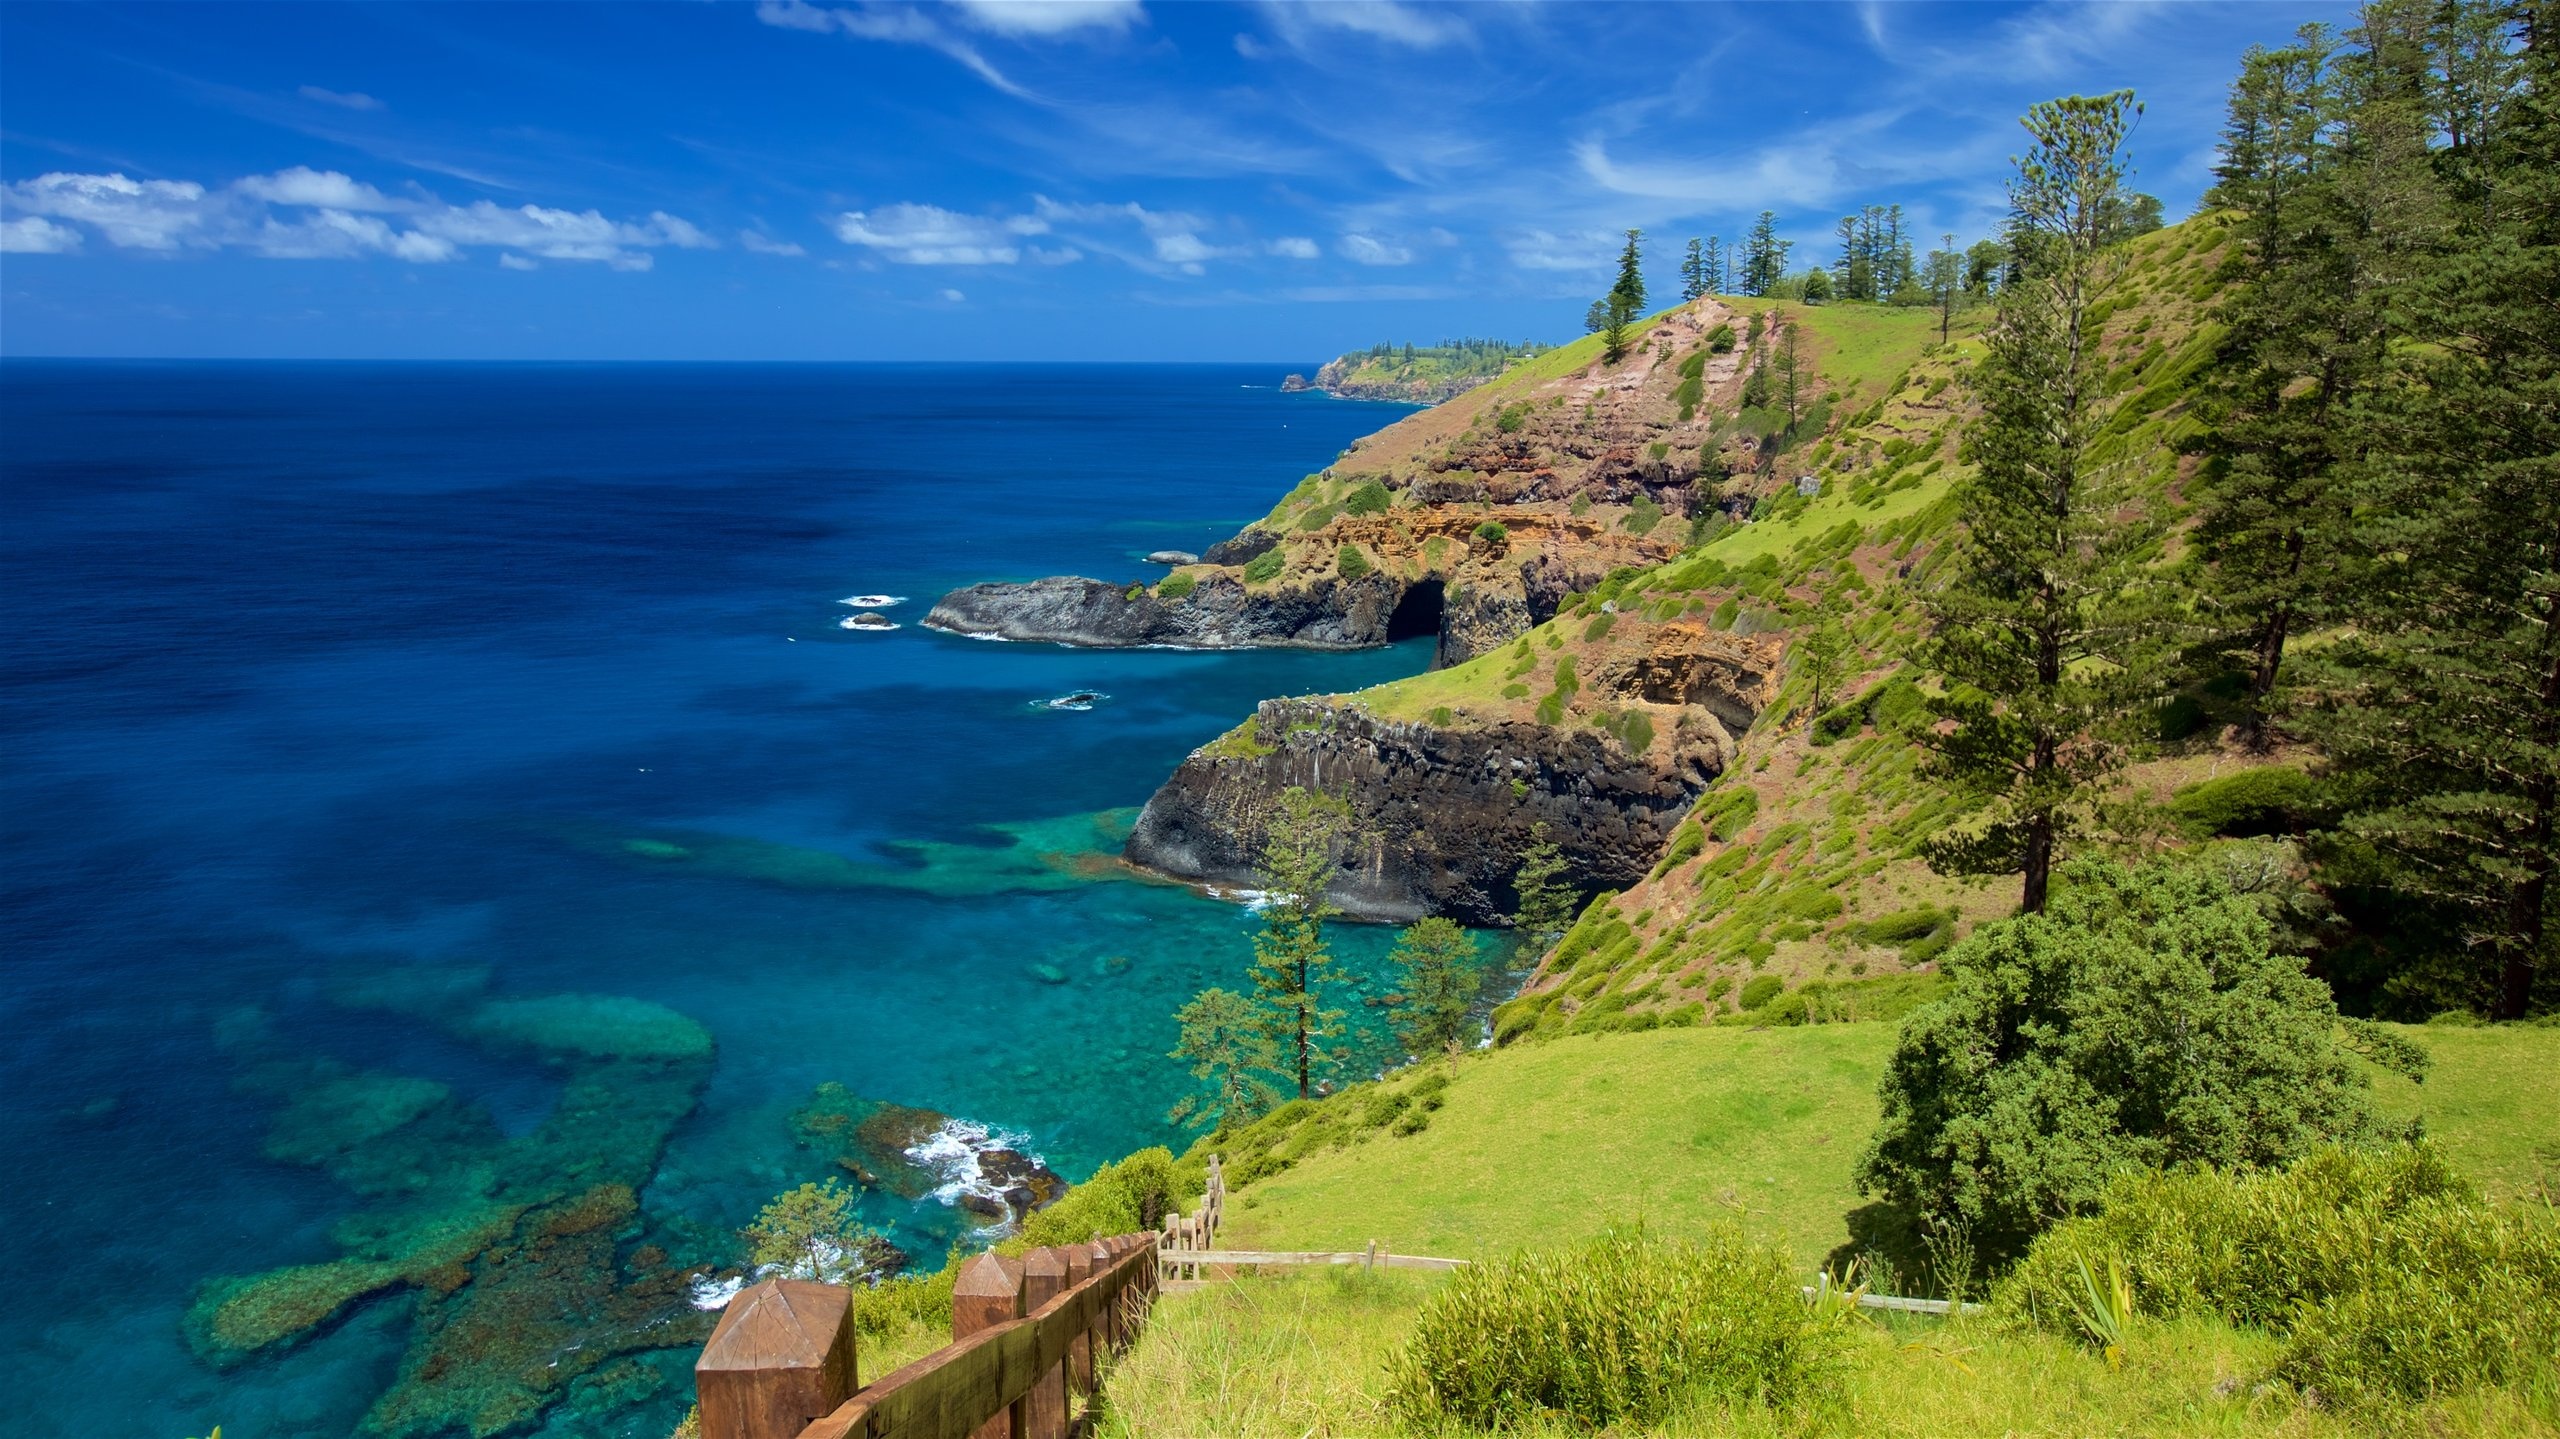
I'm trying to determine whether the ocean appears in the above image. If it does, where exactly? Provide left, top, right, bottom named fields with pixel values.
left=0, top=361, right=1444, bottom=1438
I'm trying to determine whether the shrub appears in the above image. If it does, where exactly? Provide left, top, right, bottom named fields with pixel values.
left=1343, top=479, right=1393, bottom=515
left=1386, top=1228, right=1850, bottom=1432
left=2001, top=1146, right=2560, bottom=1405
left=1775, top=886, right=1843, bottom=922
left=2166, top=765, right=2328, bottom=838
left=1155, top=571, right=1197, bottom=601
left=1241, top=548, right=1285, bottom=584
left=1739, top=975, right=1784, bottom=1010
left=1622, top=492, right=1663, bottom=535
left=1706, top=323, right=1737, bottom=353
left=1471, top=519, right=1509, bottom=554
left=1859, top=857, right=2396, bottom=1259
left=1020, top=1147, right=1195, bottom=1247
left=1853, top=905, right=1949, bottom=946
left=1653, top=821, right=1706, bottom=876
left=1703, top=787, right=1759, bottom=842
left=1336, top=544, right=1373, bottom=580
left=1584, top=612, right=1615, bottom=642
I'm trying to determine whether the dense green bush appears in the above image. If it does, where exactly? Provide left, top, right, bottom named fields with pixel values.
left=2167, top=765, right=2329, bottom=838
left=1859, top=857, right=2394, bottom=1258
left=1386, top=1228, right=1850, bottom=1431
left=1155, top=571, right=1197, bottom=601
left=1343, top=479, right=1394, bottom=515
left=1241, top=548, right=1285, bottom=584
left=1471, top=519, right=1510, bottom=554
left=1336, top=544, right=1373, bottom=580
left=1701, top=787, right=1760, bottom=843
left=2002, top=1146, right=2560, bottom=1405
left=1020, top=1147, right=1196, bottom=1247
left=1706, top=323, right=1738, bottom=353
left=1776, top=886, right=1844, bottom=922
left=1739, top=975, right=1785, bottom=1010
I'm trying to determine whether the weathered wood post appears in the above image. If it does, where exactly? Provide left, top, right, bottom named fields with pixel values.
left=1158, top=1216, right=1177, bottom=1287
left=952, top=1251, right=1025, bottom=1439
left=1022, top=1246, right=1070, bottom=1439
left=1085, top=1240, right=1117, bottom=1355
left=1063, top=1243, right=1095, bottom=1396
left=695, top=1279, right=857, bottom=1439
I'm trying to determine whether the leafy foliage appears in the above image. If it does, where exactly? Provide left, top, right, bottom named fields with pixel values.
left=1386, top=1227, right=1853, bottom=1431
left=1249, top=787, right=1356, bottom=1098
left=2001, top=1144, right=2560, bottom=1405
left=1859, top=856, right=2392, bottom=1257
left=1167, top=987, right=1280, bottom=1131
left=1384, top=917, right=1483, bottom=1056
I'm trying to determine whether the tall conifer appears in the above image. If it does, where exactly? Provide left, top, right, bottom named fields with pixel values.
left=1922, top=91, right=2160, bottom=914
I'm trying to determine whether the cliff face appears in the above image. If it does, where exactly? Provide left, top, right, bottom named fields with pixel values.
left=1123, top=626, right=1780, bottom=925
left=1307, top=354, right=1496, bottom=405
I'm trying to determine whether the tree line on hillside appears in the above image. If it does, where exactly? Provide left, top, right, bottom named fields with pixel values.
left=1346, top=337, right=1546, bottom=370
left=1920, top=0, right=2554, bottom=1022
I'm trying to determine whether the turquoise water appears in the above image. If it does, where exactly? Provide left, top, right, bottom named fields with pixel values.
left=0, top=362, right=1453, bottom=1437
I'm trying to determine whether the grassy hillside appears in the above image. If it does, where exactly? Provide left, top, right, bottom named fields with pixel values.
left=1115, top=1017, right=2560, bottom=1438
left=1101, top=1267, right=2559, bottom=1438
left=1210, top=1018, right=2559, bottom=1272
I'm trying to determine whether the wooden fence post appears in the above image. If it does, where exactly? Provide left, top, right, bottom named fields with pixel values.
left=951, top=1251, right=1025, bottom=1439
left=1063, top=1243, right=1095, bottom=1397
left=1022, top=1246, right=1070, bottom=1439
left=1085, top=1240, right=1117, bottom=1355
left=694, top=1279, right=857, bottom=1439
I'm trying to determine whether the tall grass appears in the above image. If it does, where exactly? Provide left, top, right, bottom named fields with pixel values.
left=1385, top=1227, right=1852, bottom=1431
left=2001, top=1145, right=2560, bottom=1405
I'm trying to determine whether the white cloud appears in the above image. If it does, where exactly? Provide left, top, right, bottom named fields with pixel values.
left=1028, top=244, right=1082, bottom=264
left=1256, top=0, right=1470, bottom=52
left=235, top=166, right=404, bottom=212
left=1572, top=135, right=1844, bottom=210
left=740, top=230, right=808, bottom=256
left=939, top=286, right=967, bottom=301
left=5, top=172, right=210, bottom=250
left=250, top=209, right=457, bottom=262
left=1, top=167, right=713, bottom=271
left=298, top=85, right=384, bottom=111
left=1268, top=235, right=1319, bottom=259
left=499, top=253, right=539, bottom=270
left=0, top=216, right=81, bottom=253
left=948, top=0, right=1143, bottom=37
left=833, top=202, right=1046, bottom=264
left=1338, top=232, right=1412, bottom=265
left=755, top=1, right=1032, bottom=97
left=1503, top=227, right=1617, bottom=273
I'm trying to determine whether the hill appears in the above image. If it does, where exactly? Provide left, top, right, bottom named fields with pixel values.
left=1283, top=338, right=1548, bottom=404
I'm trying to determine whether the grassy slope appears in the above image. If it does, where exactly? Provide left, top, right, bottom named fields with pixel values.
left=1216, top=1021, right=2559, bottom=1270
left=1102, top=1267, right=2559, bottom=1439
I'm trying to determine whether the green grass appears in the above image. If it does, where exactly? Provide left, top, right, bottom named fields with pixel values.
left=1220, top=1025, right=1893, bottom=1266
left=1103, top=1277, right=2559, bottom=1438
left=1216, top=1021, right=2560, bottom=1272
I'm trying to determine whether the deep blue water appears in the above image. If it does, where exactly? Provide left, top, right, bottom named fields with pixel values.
left=0, top=362, right=1434, bottom=1438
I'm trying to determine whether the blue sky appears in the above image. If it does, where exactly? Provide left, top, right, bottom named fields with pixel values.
left=1, top=1, right=2343, bottom=361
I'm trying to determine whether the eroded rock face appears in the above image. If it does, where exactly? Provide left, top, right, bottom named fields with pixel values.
left=926, top=572, right=1398, bottom=649
left=1125, top=700, right=1722, bottom=926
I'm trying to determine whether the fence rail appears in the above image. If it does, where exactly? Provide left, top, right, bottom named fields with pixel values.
left=693, top=1158, right=1229, bottom=1439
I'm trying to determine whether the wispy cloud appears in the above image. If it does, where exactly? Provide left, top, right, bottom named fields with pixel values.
left=1268, top=235, right=1319, bottom=259
left=757, top=0, right=1143, bottom=98
left=1338, top=232, right=1412, bottom=265
left=832, top=202, right=1048, bottom=264
left=298, top=85, right=384, bottom=112
left=1254, top=1, right=1471, bottom=54
left=740, top=230, right=808, bottom=257
left=0, top=166, right=714, bottom=269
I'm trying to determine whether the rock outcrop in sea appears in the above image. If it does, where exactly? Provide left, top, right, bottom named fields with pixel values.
left=1124, top=625, right=1778, bottom=926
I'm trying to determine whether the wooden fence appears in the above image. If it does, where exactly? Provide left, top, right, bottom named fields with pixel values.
left=693, top=1158, right=1227, bottom=1439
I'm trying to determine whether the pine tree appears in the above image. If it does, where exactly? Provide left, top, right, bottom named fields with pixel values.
left=1927, top=232, right=1964, bottom=344
left=2312, top=1, right=2556, bottom=1019
left=1922, top=90, right=2161, bottom=915
left=1774, top=313, right=1804, bottom=426
left=1248, top=786, right=1354, bottom=1097
left=1680, top=237, right=1707, bottom=302
left=1742, top=210, right=1783, bottom=296
left=1384, top=917, right=1483, bottom=1056
left=1509, top=822, right=1578, bottom=948
left=2189, top=25, right=2382, bottom=748
left=1166, top=988, right=1280, bottom=1130
left=1601, top=228, right=1646, bottom=363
